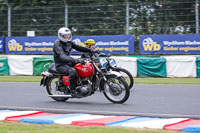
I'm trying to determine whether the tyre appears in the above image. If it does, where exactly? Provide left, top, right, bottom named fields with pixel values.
left=46, top=76, right=69, bottom=102
left=103, top=76, right=130, bottom=104
left=115, top=67, right=134, bottom=89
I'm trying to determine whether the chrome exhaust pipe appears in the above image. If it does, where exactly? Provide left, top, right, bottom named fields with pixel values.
left=48, top=95, right=72, bottom=98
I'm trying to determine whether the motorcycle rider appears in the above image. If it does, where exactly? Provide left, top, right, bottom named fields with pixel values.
left=53, top=27, right=93, bottom=97
left=81, top=39, right=97, bottom=59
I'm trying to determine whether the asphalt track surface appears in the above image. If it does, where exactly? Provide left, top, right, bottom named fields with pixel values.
left=0, top=82, right=200, bottom=118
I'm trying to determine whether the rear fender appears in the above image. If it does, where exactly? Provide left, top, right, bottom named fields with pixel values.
left=40, top=72, right=53, bottom=87
left=40, top=76, right=49, bottom=87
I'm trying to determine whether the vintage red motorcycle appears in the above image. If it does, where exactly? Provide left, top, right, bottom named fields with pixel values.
left=40, top=56, right=130, bottom=104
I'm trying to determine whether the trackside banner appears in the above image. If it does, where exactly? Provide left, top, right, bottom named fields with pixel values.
left=139, top=34, right=200, bottom=54
left=5, top=35, right=134, bottom=54
left=6, top=36, right=56, bottom=54
left=0, top=37, right=3, bottom=52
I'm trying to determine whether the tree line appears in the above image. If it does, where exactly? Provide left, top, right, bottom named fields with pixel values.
left=0, top=0, right=198, bottom=37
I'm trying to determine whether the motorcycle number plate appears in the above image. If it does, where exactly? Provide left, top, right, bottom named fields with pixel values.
left=109, top=59, right=116, bottom=67
left=100, top=58, right=108, bottom=68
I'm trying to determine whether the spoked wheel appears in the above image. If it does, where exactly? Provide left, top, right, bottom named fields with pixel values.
left=103, top=76, right=130, bottom=104
left=115, top=67, right=134, bottom=89
left=46, top=76, right=69, bottom=102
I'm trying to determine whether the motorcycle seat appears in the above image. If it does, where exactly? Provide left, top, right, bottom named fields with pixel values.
left=48, top=63, right=66, bottom=75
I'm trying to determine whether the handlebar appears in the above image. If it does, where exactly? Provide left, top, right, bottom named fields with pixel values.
left=78, top=52, right=111, bottom=64
left=99, top=53, right=110, bottom=57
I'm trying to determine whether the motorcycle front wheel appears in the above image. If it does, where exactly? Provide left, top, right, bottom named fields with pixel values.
left=46, top=76, right=69, bottom=102
left=115, top=67, right=134, bottom=89
left=103, top=76, right=130, bottom=104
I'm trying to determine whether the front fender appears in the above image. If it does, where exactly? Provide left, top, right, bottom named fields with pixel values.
left=105, top=70, right=122, bottom=78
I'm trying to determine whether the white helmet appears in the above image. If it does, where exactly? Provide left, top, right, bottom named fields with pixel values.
left=58, top=27, right=72, bottom=42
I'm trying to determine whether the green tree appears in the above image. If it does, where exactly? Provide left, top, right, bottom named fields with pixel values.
left=0, top=0, right=198, bottom=37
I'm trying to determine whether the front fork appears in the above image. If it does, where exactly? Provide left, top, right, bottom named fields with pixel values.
left=93, top=62, right=120, bottom=92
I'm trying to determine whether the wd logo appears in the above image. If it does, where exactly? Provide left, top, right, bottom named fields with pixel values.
left=8, top=39, right=23, bottom=51
left=142, top=38, right=161, bottom=51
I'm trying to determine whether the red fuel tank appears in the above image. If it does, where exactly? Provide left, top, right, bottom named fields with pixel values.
left=74, top=63, right=94, bottom=77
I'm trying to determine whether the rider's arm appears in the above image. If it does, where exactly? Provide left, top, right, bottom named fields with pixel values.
left=72, top=42, right=92, bottom=53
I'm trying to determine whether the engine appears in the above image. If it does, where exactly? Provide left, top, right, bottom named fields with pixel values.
left=76, top=83, right=92, bottom=97
left=75, top=77, right=92, bottom=97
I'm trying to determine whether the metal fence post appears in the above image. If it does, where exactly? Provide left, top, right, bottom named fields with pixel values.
left=126, top=0, right=129, bottom=35
left=195, top=0, right=199, bottom=34
left=63, top=0, right=68, bottom=27
left=5, top=0, right=11, bottom=37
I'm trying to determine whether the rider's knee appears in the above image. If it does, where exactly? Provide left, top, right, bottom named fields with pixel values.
left=69, top=68, right=77, bottom=78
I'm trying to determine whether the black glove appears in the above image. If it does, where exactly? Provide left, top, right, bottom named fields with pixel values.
left=75, top=58, right=81, bottom=64
left=91, top=49, right=100, bottom=54
left=90, top=55, right=96, bottom=61
left=75, top=58, right=86, bottom=64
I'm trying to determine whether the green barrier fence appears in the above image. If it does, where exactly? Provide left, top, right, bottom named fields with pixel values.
left=33, top=57, right=54, bottom=75
left=0, top=58, right=9, bottom=75
left=196, top=56, right=200, bottom=78
left=137, top=57, right=167, bottom=77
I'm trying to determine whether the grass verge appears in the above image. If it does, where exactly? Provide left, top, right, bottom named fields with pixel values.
left=0, top=121, right=182, bottom=133
left=0, top=76, right=199, bottom=84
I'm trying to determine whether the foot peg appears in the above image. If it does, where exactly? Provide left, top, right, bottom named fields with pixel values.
left=71, top=90, right=82, bottom=98
left=48, top=95, right=72, bottom=98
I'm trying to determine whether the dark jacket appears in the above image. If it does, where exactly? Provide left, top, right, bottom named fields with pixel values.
left=53, top=39, right=91, bottom=67
left=81, top=52, right=93, bottom=59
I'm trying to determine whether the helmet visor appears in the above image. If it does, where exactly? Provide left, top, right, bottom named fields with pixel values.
left=63, top=34, right=72, bottom=41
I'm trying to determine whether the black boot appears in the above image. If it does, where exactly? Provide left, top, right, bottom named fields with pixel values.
left=71, top=89, right=82, bottom=98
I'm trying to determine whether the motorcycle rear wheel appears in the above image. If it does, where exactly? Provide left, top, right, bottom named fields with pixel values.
left=103, top=76, right=130, bottom=104
left=46, top=76, right=69, bottom=102
left=115, top=67, right=134, bottom=89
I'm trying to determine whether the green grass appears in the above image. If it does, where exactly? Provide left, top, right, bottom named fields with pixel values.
left=134, top=77, right=200, bottom=85
left=0, top=76, right=199, bottom=84
left=0, top=76, right=42, bottom=82
left=0, top=121, right=182, bottom=133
